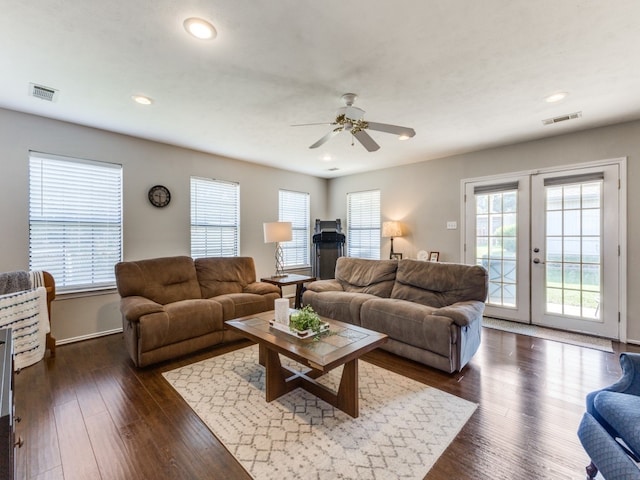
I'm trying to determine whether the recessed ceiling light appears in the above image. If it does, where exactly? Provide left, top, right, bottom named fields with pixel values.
left=545, top=92, right=568, bottom=103
left=320, top=153, right=333, bottom=162
left=131, top=95, right=153, bottom=105
left=183, top=17, right=217, bottom=40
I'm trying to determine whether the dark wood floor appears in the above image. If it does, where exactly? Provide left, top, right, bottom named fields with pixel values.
left=14, top=328, right=640, bottom=480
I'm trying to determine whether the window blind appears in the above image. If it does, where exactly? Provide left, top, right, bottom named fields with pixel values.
left=29, top=151, right=123, bottom=292
left=279, top=189, right=310, bottom=268
left=191, top=177, right=240, bottom=258
left=347, top=190, right=381, bottom=259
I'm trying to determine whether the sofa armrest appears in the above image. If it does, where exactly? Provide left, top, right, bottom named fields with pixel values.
left=430, top=301, right=485, bottom=327
left=587, top=353, right=640, bottom=410
left=244, top=282, right=281, bottom=295
left=305, top=279, right=344, bottom=293
left=120, top=296, right=165, bottom=322
left=606, top=353, right=640, bottom=396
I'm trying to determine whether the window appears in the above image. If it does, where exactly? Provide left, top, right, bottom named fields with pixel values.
left=347, top=190, right=380, bottom=259
left=29, top=151, right=122, bottom=292
left=191, top=177, right=240, bottom=258
left=279, top=189, right=310, bottom=268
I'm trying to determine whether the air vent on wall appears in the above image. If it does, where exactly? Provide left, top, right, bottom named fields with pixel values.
left=542, top=111, right=581, bottom=126
left=29, top=83, right=58, bottom=102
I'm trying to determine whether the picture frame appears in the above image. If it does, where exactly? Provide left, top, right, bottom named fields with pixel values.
left=390, top=252, right=403, bottom=260
left=428, top=251, right=439, bottom=262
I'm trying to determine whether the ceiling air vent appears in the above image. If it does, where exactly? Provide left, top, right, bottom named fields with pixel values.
left=29, top=83, right=58, bottom=102
left=542, top=111, right=581, bottom=126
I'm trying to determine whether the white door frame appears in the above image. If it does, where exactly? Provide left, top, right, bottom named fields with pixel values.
left=460, top=157, right=627, bottom=342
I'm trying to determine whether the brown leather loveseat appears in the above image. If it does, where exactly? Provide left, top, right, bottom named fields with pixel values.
left=115, top=256, right=280, bottom=367
left=302, top=257, right=488, bottom=373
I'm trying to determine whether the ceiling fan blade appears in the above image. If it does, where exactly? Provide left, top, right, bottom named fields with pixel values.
left=291, top=122, right=335, bottom=127
left=309, top=128, right=341, bottom=149
left=366, top=121, right=416, bottom=138
left=353, top=130, right=380, bottom=152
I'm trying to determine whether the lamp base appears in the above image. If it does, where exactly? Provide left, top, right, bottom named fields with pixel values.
left=273, top=242, right=286, bottom=278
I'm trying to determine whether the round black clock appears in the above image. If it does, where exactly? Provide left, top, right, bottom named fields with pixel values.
left=148, top=185, right=171, bottom=208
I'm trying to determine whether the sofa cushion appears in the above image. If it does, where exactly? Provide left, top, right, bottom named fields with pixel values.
left=302, top=290, right=379, bottom=326
left=138, top=299, right=223, bottom=352
left=391, top=260, right=488, bottom=308
left=212, top=292, right=279, bottom=321
left=115, top=256, right=201, bottom=305
left=593, top=391, right=640, bottom=456
left=361, top=298, right=455, bottom=358
left=195, top=257, right=258, bottom=297
left=335, top=257, right=398, bottom=297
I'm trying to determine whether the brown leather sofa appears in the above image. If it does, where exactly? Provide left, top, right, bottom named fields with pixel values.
left=115, top=256, right=280, bottom=367
left=302, top=257, right=488, bottom=373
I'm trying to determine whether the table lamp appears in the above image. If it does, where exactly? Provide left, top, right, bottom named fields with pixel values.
left=382, top=221, right=402, bottom=259
left=263, top=221, right=292, bottom=277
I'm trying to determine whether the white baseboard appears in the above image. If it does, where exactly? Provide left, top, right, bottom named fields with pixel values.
left=55, top=327, right=123, bottom=346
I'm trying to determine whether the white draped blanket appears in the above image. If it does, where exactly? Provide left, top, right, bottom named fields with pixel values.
left=0, top=286, right=50, bottom=370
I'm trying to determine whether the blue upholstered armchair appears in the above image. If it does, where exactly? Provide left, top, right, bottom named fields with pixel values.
left=578, top=353, right=640, bottom=479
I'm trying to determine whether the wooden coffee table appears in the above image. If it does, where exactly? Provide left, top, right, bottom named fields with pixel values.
left=225, top=310, right=387, bottom=418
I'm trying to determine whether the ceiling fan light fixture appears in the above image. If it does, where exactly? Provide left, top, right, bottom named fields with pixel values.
left=398, top=134, right=410, bottom=141
left=183, top=17, right=217, bottom=40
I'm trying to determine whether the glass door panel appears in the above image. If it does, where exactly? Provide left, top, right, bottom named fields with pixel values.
left=531, top=165, right=618, bottom=338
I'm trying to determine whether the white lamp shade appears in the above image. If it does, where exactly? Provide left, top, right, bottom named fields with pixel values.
left=382, top=221, right=402, bottom=238
left=263, top=222, right=292, bottom=243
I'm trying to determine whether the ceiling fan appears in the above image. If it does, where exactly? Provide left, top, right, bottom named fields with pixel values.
left=293, top=93, right=416, bottom=152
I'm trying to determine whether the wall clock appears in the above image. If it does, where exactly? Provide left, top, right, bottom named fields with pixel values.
left=148, top=185, right=171, bottom=208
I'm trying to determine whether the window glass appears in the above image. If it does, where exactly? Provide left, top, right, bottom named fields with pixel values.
left=29, top=152, right=122, bottom=292
left=347, top=190, right=380, bottom=259
left=279, top=190, right=310, bottom=268
left=190, top=177, right=240, bottom=258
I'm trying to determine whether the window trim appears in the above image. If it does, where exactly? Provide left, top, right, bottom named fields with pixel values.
left=190, top=176, right=240, bottom=258
left=346, top=189, right=381, bottom=260
left=28, top=151, right=123, bottom=293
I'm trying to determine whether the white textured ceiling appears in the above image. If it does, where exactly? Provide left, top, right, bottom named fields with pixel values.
left=1, top=1, right=640, bottom=178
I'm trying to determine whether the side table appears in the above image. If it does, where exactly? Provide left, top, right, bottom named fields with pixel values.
left=260, top=274, right=316, bottom=309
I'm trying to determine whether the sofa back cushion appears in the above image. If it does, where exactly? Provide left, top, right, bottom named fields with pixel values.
left=195, top=257, right=257, bottom=298
left=335, top=257, right=398, bottom=298
left=391, top=259, right=488, bottom=308
left=115, top=256, right=201, bottom=304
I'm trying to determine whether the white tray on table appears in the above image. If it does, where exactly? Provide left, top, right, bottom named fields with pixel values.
left=269, top=320, right=329, bottom=338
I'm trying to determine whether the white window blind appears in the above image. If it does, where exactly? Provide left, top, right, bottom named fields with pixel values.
left=279, top=189, right=310, bottom=268
left=29, top=151, right=123, bottom=292
left=191, top=177, right=240, bottom=258
left=347, top=190, right=381, bottom=259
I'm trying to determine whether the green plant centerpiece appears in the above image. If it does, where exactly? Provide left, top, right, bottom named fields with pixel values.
left=289, top=305, right=324, bottom=335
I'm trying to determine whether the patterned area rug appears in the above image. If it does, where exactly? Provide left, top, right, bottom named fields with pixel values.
left=482, top=317, right=614, bottom=353
left=163, top=345, right=477, bottom=479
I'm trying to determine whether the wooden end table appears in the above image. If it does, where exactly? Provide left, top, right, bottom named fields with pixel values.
left=225, top=311, right=387, bottom=418
left=260, top=274, right=316, bottom=308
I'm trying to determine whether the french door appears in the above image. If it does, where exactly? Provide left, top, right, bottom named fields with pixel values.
left=464, top=161, right=622, bottom=339
left=464, top=176, right=531, bottom=322
left=530, top=165, right=619, bottom=338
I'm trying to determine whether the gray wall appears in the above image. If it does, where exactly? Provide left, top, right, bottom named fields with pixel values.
left=328, top=120, right=639, bottom=341
left=2, top=106, right=639, bottom=343
left=0, top=108, right=328, bottom=343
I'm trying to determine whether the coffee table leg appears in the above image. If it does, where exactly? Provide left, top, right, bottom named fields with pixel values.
left=337, top=359, right=359, bottom=418
left=264, top=348, right=288, bottom=402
